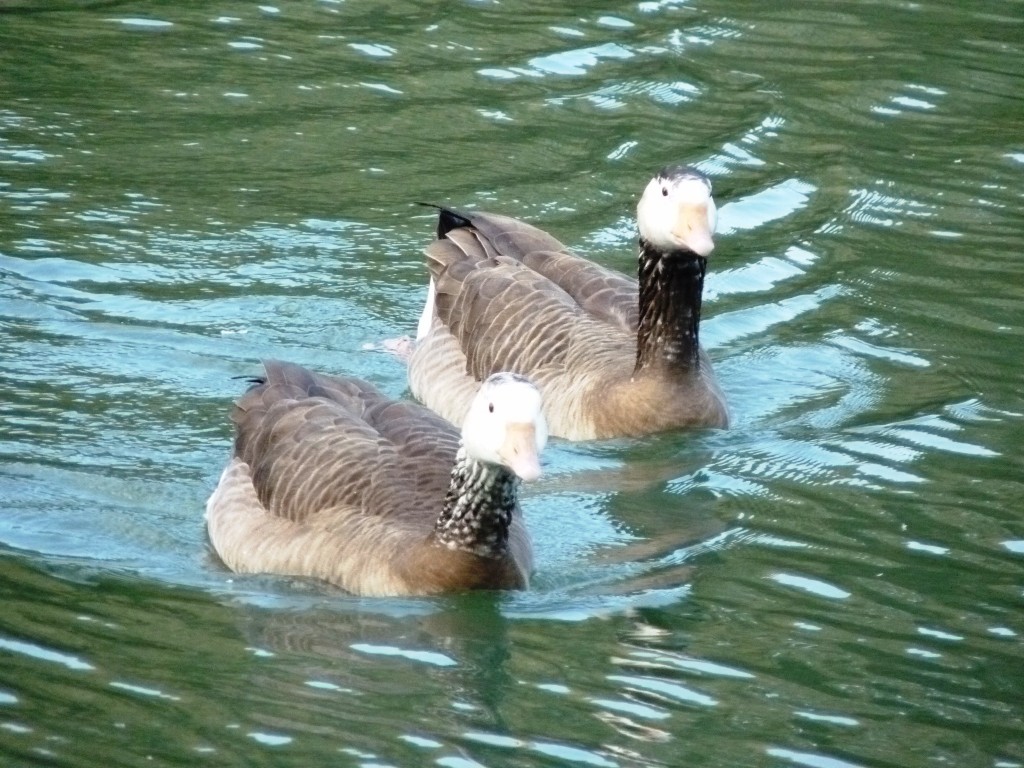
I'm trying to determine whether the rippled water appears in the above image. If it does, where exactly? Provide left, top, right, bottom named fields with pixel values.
left=2, top=1, right=1023, bottom=766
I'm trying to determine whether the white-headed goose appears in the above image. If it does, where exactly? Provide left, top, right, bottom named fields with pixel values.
left=408, top=165, right=729, bottom=440
left=205, top=361, right=547, bottom=596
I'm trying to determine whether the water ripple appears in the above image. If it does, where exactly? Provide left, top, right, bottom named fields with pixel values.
left=1, top=2, right=1021, bottom=767
left=0, top=637, right=94, bottom=672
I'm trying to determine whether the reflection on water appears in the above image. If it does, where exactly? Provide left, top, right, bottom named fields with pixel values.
left=2, top=0, right=1024, bottom=766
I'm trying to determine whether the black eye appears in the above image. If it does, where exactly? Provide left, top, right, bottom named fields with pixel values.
left=661, top=187, right=668, bottom=197
left=488, top=403, right=494, bottom=413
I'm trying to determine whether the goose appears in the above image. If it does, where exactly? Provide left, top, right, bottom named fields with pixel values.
left=408, top=165, right=729, bottom=440
left=205, top=360, right=547, bottom=596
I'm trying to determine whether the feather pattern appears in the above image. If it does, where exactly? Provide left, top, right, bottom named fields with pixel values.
left=409, top=167, right=729, bottom=440
left=206, top=361, right=541, bottom=596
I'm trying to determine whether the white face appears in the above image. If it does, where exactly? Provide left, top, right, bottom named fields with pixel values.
left=462, top=373, right=548, bottom=482
left=636, top=170, right=717, bottom=256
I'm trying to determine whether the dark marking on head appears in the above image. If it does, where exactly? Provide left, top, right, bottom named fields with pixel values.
left=655, top=165, right=712, bottom=193
left=484, top=372, right=535, bottom=388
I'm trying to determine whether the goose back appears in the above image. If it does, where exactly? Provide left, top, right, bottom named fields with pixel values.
left=440, top=209, right=640, bottom=334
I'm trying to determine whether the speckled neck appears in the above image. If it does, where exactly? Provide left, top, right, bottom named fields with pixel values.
left=634, top=239, right=706, bottom=375
left=434, top=447, right=518, bottom=558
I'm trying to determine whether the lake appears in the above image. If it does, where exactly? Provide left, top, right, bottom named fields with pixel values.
left=1, top=1, right=1022, bottom=766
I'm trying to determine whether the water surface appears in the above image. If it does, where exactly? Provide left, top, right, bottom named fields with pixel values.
left=2, top=1, right=1023, bottom=766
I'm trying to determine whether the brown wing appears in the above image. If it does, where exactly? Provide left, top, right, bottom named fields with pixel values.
left=449, top=209, right=640, bottom=335
left=426, top=231, right=581, bottom=381
left=233, top=361, right=456, bottom=526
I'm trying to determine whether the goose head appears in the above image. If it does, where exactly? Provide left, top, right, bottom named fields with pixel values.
left=636, top=165, right=717, bottom=257
left=462, top=373, right=548, bottom=482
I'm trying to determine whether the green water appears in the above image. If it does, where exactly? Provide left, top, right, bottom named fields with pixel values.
left=2, top=1, right=1022, bottom=766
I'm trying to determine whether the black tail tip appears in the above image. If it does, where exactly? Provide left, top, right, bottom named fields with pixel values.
left=415, top=202, right=473, bottom=239
left=232, top=374, right=267, bottom=390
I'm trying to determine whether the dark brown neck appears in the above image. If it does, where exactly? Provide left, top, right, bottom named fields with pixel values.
left=634, top=239, right=706, bottom=375
left=433, top=448, right=518, bottom=559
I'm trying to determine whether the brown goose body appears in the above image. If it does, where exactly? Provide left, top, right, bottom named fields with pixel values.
left=408, top=166, right=729, bottom=440
left=205, top=361, right=543, bottom=596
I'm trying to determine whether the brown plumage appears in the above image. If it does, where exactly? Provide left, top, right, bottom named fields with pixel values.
left=408, top=165, right=729, bottom=440
left=205, top=361, right=547, bottom=596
